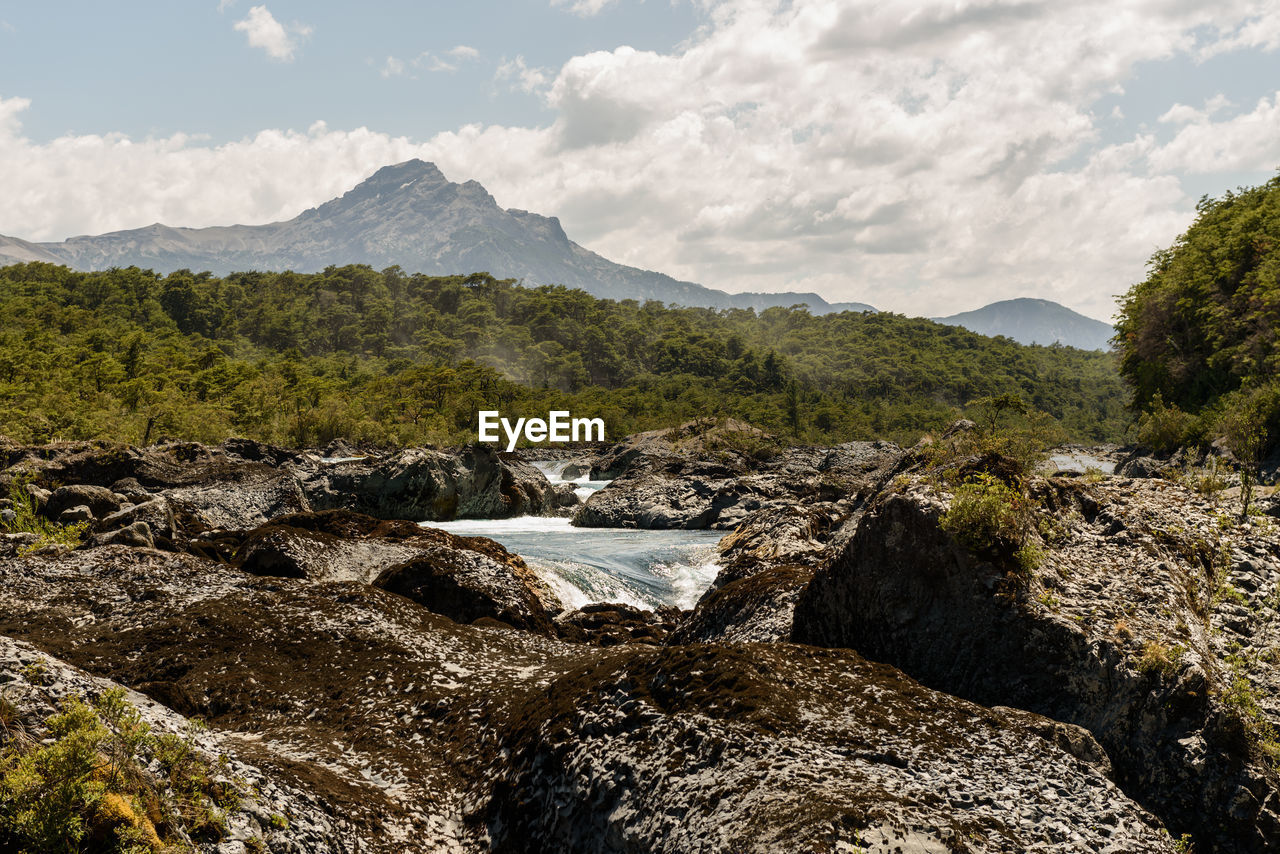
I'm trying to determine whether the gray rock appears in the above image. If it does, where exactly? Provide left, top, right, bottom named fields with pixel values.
left=26, top=484, right=51, bottom=509
left=792, top=475, right=1280, bottom=853
left=305, top=443, right=552, bottom=521
left=162, top=465, right=309, bottom=534
left=46, top=484, right=122, bottom=519
left=58, top=504, right=94, bottom=524
left=93, top=521, right=154, bottom=549
left=670, top=502, right=854, bottom=644
left=109, top=477, right=152, bottom=503
left=98, top=496, right=175, bottom=540
left=0, top=634, right=355, bottom=853
left=0, top=538, right=1178, bottom=853
left=575, top=441, right=902, bottom=530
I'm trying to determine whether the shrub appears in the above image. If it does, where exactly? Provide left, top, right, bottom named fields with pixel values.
left=940, top=473, right=1035, bottom=565
left=0, top=687, right=244, bottom=853
left=1136, top=640, right=1182, bottom=677
left=1136, top=393, right=1197, bottom=454
left=1, top=476, right=89, bottom=555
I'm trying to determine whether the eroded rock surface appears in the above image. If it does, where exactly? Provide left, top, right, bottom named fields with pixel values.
left=0, top=635, right=355, bottom=853
left=669, top=501, right=856, bottom=644
left=0, top=518, right=1179, bottom=853
left=574, top=439, right=902, bottom=530
left=794, top=472, right=1280, bottom=852
left=304, top=444, right=553, bottom=521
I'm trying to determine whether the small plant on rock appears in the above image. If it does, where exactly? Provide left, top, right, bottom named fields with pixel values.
left=2, top=475, right=88, bottom=555
left=1137, top=640, right=1182, bottom=677
left=941, top=473, right=1039, bottom=573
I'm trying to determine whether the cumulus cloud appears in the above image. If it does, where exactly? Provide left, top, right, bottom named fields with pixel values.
left=379, top=56, right=408, bottom=78
left=552, top=0, right=618, bottom=17
left=496, top=55, right=551, bottom=93
left=1149, top=93, right=1280, bottom=173
left=1200, top=2, right=1280, bottom=58
left=6, top=0, right=1280, bottom=319
left=382, top=46, right=480, bottom=78
left=233, top=5, right=310, bottom=62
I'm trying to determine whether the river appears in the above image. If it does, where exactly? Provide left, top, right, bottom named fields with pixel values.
left=427, top=461, right=724, bottom=611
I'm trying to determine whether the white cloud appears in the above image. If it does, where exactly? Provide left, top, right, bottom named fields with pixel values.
left=6, top=0, right=1280, bottom=320
left=496, top=56, right=551, bottom=93
left=552, top=0, right=617, bottom=17
left=1149, top=93, right=1280, bottom=174
left=233, top=5, right=310, bottom=62
left=382, top=47, right=480, bottom=78
left=1200, top=2, right=1280, bottom=58
left=217, top=0, right=236, bottom=12
left=380, top=56, right=408, bottom=78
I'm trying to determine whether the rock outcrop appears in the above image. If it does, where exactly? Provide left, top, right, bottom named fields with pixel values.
left=0, top=543, right=1176, bottom=853
left=574, top=439, right=902, bottom=530
left=304, top=444, right=553, bottom=521
left=793, top=472, right=1280, bottom=852
left=669, top=501, right=855, bottom=644
left=0, top=635, right=355, bottom=853
left=6, top=435, right=1280, bottom=851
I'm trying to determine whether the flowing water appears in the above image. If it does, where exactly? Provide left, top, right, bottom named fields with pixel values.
left=426, top=461, right=724, bottom=611
left=1047, top=452, right=1116, bottom=474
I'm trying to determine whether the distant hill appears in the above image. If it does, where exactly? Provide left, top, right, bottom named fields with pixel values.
left=934, top=298, right=1114, bottom=351
left=0, top=159, right=874, bottom=315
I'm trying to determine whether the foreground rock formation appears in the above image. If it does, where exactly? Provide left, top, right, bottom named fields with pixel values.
left=2, top=432, right=1277, bottom=851
left=570, top=420, right=902, bottom=530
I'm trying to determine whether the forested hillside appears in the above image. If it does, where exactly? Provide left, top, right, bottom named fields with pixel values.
left=0, top=262, right=1127, bottom=448
left=1115, top=175, right=1280, bottom=455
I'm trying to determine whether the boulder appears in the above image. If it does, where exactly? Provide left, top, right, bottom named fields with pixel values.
left=479, top=644, right=1177, bottom=853
left=0, top=634, right=356, bottom=853
left=553, top=603, right=678, bottom=646
left=46, top=484, right=121, bottom=519
left=304, top=443, right=553, bottom=521
left=109, top=477, right=152, bottom=503
left=92, top=521, right=154, bottom=549
left=161, top=465, right=310, bottom=535
left=99, top=496, right=176, bottom=541
left=574, top=441, right=902, bottom=530
left=26, top=483, right=51, bottom=510
left=670, top=502, right=854, bottom=644
left=58, top=504, right=94, bottom=524
left=374, top=547, right=557, bottom=635
left=227, top=510, right=562, bottom=635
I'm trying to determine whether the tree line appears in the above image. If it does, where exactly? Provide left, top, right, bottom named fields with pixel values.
left=0, top=262, right=1128, bottom=448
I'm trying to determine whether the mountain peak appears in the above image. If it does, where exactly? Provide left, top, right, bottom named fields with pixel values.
left=358, top=159, right=448, bottom=192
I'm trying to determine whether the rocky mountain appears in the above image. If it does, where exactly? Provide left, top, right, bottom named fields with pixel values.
left=934, top=297, right=1115, bottom=350
left=0, top=159, right=874, bottom=315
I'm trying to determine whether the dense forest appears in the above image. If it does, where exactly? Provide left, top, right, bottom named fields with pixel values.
left=0, top=262, right=1127, bottom=448
left=1115, top=175, right=1280, bottom=455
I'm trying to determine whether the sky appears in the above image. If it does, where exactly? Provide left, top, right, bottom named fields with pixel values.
left=2, top=1, right=1279, bottom=321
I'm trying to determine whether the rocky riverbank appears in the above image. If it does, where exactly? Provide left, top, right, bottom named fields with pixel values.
left=2, top=428, right=1278, bottom=852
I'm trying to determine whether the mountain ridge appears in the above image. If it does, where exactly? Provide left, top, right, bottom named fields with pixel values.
left=1, top=160, right=1113, bottom=347
left=934, top=297, right=1114, bottom=351
left=1, top=159, right=875, bottom=315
